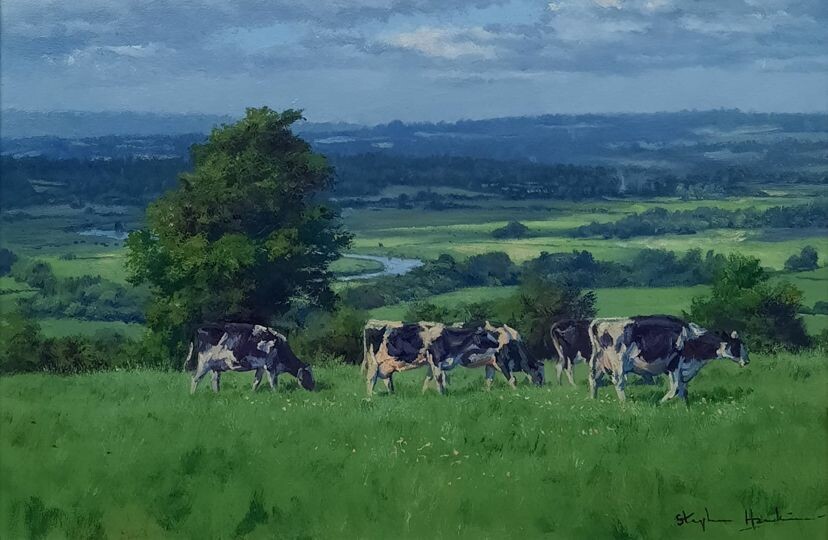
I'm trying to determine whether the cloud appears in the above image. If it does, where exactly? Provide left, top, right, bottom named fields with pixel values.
left=386, top=27, right=498, bottom=59
left=1, top=0, right=826, bottom=117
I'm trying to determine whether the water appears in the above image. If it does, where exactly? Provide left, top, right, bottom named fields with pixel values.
left=78, top=229, right=128, bottom=240
left=339, top=254, right=423, bottom=281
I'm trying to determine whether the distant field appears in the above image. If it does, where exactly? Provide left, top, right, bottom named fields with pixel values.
left=2, top=351, right=825, bottom=539
left=2, top=194, right=826, bottom=338
left=345, top=193, right=828, bottom=270
left=370, top=285, right=708, bottom=322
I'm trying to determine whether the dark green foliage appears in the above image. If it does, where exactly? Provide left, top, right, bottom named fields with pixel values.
left=10, top=258, right=146, bottom=322
left=514, top=274, right=597, bottom=358
left=0, top=155, right=189, bottom=207
left=0, top=248, right=18, bottom=275
left=126, top=108, right=352, bottom=353
left=628, top=248, right=725, bottom=287
left=10, top=259, right=58, bottom=293
left=575, top=200, right=828, bottom=238
left=784, top=245, right=819, bottom=272
left=290, top=306, right=368, bottom=364
left=491, top=220, right=530, bottom=239
left=688, top=254, right=810, bottom=351
left=344, top=248, right=728, bottom=311
left=0, top=311, right=137, bottom=374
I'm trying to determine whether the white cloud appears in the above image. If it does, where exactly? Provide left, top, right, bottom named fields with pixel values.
left=386, top=27, right=498, bottom=59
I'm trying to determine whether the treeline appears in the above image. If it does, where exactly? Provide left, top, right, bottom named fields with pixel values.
left=342, top=248, right=727, bottom=310
left=574, top=200, right=828, bottom=238
left=3, top=152, right=826, bottom=209
left=0, top=312, right=140, bottom=374
left=8, top=258, right=147, bottom=322
left=330, top=154, right=676, bottom=199
left=0, top=156, right=187, bottom=207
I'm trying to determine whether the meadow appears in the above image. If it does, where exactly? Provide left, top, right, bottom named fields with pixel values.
left=1, top=351, right=826, bottom=539
left=3, top=190, right=827, bottom=341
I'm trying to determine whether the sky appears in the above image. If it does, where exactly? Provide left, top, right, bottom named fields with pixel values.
left=2, top=0, right=827, bottom=123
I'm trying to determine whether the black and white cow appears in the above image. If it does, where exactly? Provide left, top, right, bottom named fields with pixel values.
left=588, top=315, right=748, bottom=403
left=186, top=323, right=315, bottom=394
left=549, top=319, right=592, bottom=386
left=362, top=320, right=542, bottom=396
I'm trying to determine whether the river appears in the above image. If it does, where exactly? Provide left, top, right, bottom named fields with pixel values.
left=339, top=254, right=423, bottom=281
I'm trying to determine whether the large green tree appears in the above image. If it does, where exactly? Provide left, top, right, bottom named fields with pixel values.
left=126, top=108, right=351, bottom=353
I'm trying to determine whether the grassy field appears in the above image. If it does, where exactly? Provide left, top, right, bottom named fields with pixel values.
left=370, top=285, right=710, bottom=321
left=1, top=351, right=826, bottom=539
left=343, top=192, right=828, bottom=270
left=2, top=193, right=827, bottom=340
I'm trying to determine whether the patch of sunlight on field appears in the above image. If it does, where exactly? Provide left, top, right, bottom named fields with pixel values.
left=329, top=256, right=384, bottom=276
left=1, top=351, right=825, bottom=539
left=802, top=314, right=828, bottom=334
left=594, top=286, right=708, bottom=317
left=35, top=318, right=145, bottom=339
left=42, top=252, right=129, bottom=283
left=779, top=266, right=828, bottom=306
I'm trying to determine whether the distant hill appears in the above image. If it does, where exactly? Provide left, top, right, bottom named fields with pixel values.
left=2, top=110, right=827, bottom=172
left=0, top=110, right=235, bottom=139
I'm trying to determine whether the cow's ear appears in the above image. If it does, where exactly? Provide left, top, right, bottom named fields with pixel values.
left=730, top=331, right=739, bottom=339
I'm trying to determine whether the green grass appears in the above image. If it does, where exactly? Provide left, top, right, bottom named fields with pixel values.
left=780, top=266, right=828, bottom=306
left=1, top=351, right=826, bottom=538
left=344, top=194, right=828, bottom=270
left=802, top=314, right=828, bottom=335
left=330, top=256, right=385, bottom=277
left=594, top=286, right=708, bottom=317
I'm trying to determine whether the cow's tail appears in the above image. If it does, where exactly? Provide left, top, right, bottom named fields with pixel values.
left=182, top=340, right=196, bottom=373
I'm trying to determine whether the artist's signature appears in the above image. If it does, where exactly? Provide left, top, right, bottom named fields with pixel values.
left=675, top=507, right=826, bottom=532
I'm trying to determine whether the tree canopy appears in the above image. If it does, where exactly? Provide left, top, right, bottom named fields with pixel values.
left=126, top=107, right=351, bottom=350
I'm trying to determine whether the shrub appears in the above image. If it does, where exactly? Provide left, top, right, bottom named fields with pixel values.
left=688, top=254, right=810, bottom=351
left=492, top=220, right=530, bottom=239
left=0, top=248, right=17, bottom=276
left=784, top=245, right=819, bottom=272
left=0, top=311, right=137, bottom=374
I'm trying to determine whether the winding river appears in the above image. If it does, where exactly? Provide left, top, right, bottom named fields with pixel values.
left=78, top=229, right=423, bottom=281
left=340, top=254, right=423, bottom=281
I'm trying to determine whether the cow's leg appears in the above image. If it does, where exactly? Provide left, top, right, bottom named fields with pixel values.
left=588, top=358, right=603, bottom=399
left=484, top=365, right=496, bottom=390
left=660, top=371, right=680, bottom=403
left=265, top=367, right=278, bottom=391
left=383, top=374, right=395, bottom=394
left=252, top=368, right=264, bottom=392
left=190, top=361, right=210, bottom=394
left=428, top=354, right=447, bottom=395
left=612, top=371, right=626, bottom=402
left=211, top=371, right=221, bottom=393
left=564, top=361, right=576, bottom=387
left=493, top=358, right=516, bottom=389
left=422, top=365, right=434, bottom=394
left=555, top=361, right=564, bottom=385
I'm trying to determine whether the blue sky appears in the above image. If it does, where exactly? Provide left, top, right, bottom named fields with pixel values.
left=2, top=0, right=826, bottom=123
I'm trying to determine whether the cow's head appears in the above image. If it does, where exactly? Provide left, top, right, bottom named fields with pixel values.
left=718, top=331, right=749, bottom=367
left=277, top=340, right=316, bottom=391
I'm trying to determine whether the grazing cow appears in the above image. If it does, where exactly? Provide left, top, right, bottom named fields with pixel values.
left=549, top=319, right=592, bottom=386
left=186, top=323, right=315, bottom=394
left=587, top=315, right=748, bottom=402
left=362, top=320, right=542, bottom=396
